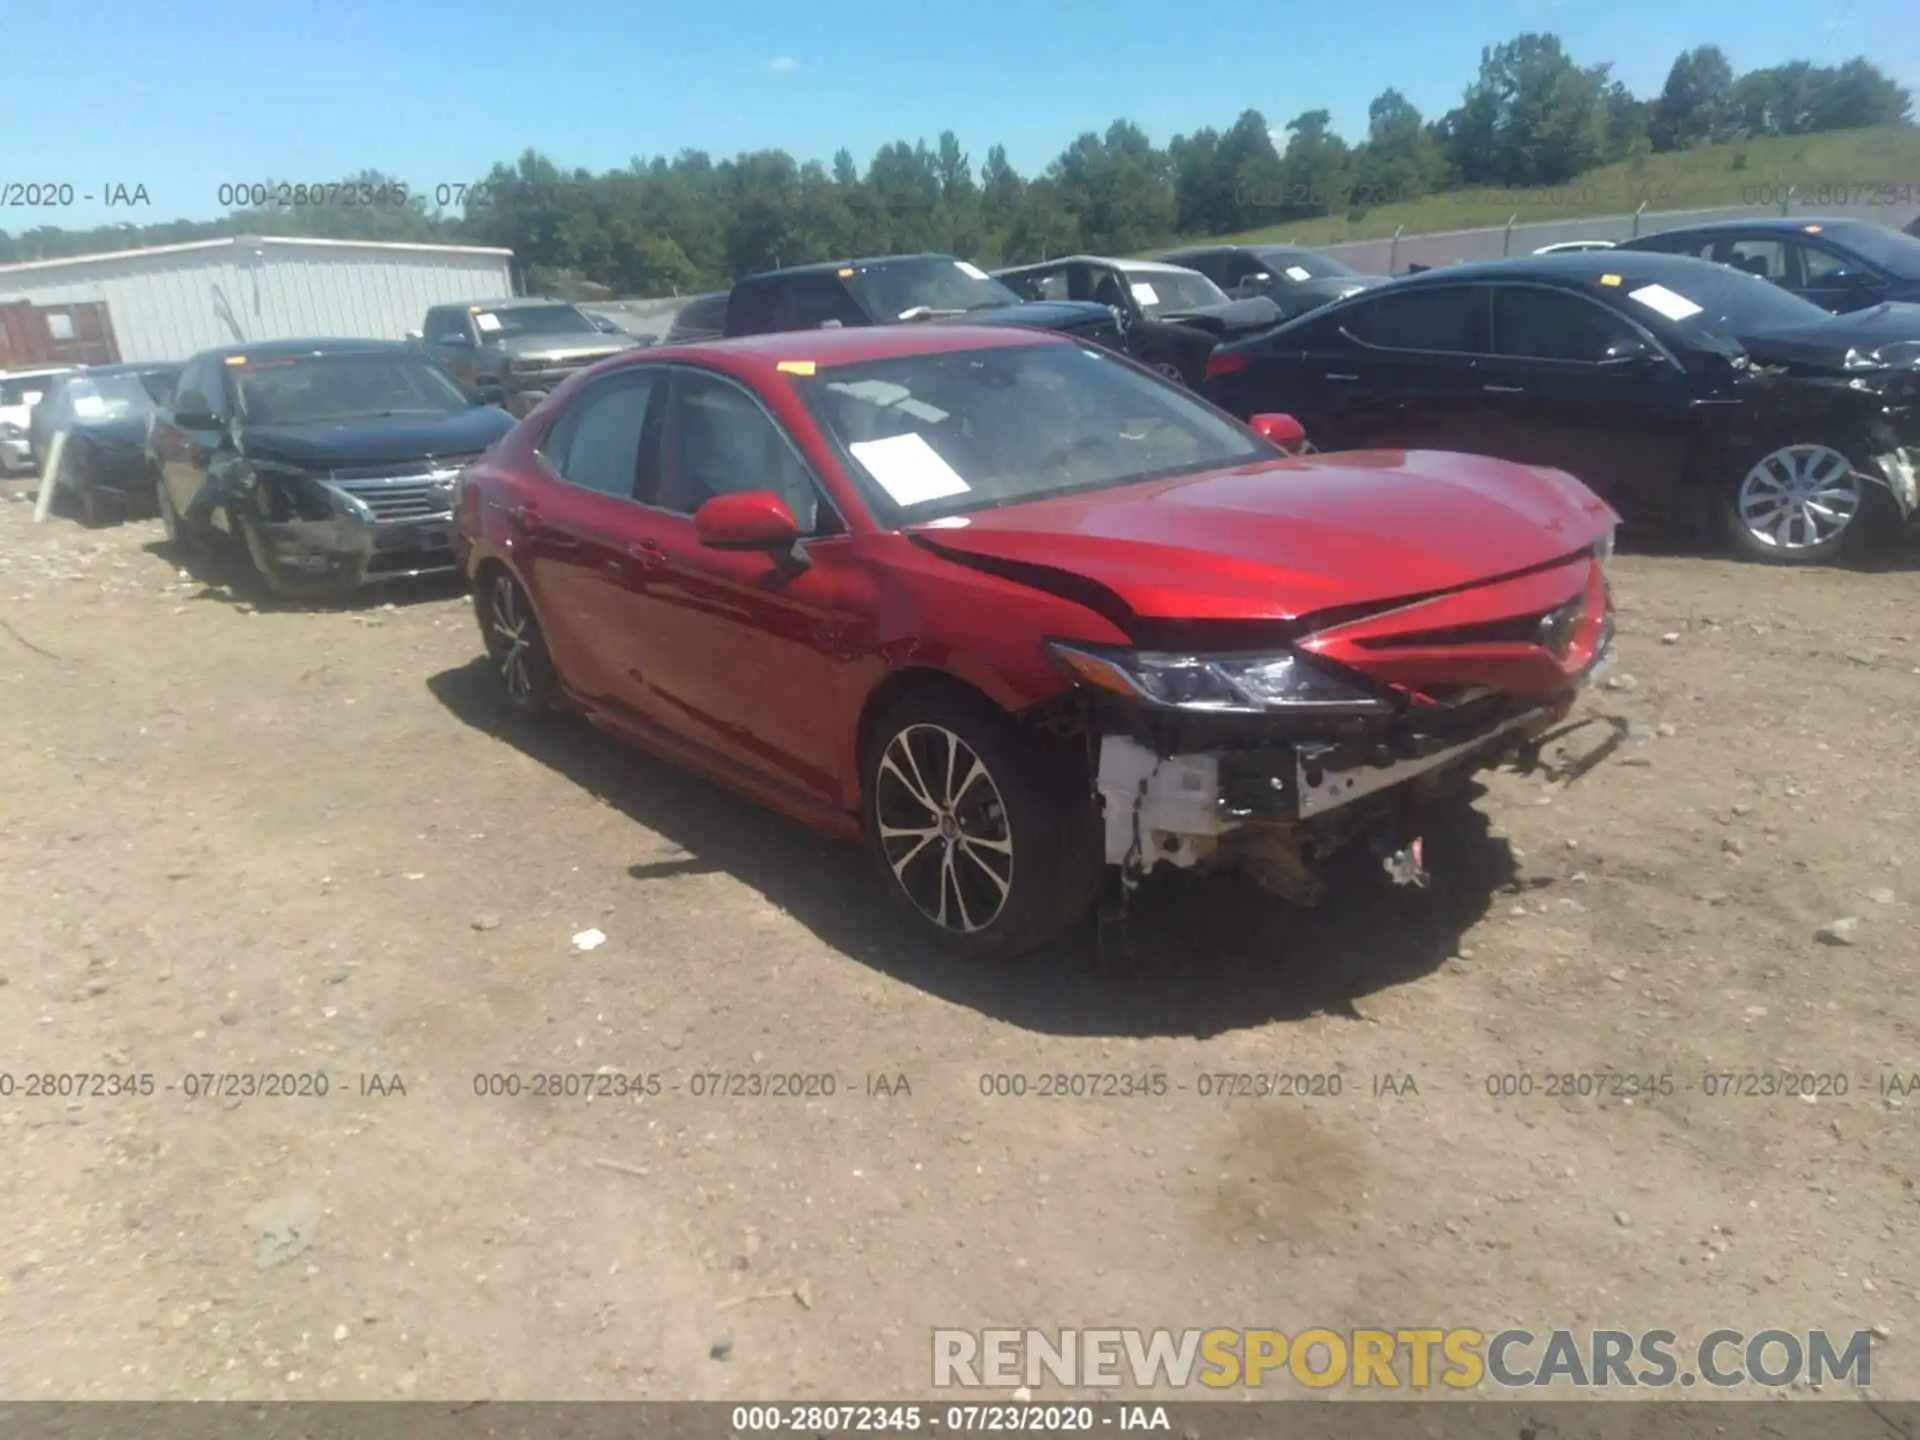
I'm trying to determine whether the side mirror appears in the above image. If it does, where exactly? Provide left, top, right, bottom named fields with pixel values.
left=1250, top=412, right=1307, bottom=451
left=694, top=490, right=802, bottom=549
left=474, top=381, right=508, bottom=407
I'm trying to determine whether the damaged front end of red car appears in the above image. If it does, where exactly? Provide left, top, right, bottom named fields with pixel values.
left=1039, top=531, right=1620, bottom=907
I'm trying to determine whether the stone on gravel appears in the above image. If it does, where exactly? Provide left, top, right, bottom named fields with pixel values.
left=1816, top=917, right=1862, bottom=946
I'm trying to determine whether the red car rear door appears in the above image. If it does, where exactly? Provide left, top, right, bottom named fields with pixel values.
left=508, top=366, right=665, bottom=706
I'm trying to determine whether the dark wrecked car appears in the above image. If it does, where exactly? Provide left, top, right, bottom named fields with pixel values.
left=1204, top=251, right=1920, bottom=564
left=994, top=255, right=1283, bottom=387
left=30, top=363, right=181, bottom=526
left=149, top=338, right=514, bottom=599
left=721, top=253, right=1127, bottom=354
left=1157, top=243, right=1388, bottom=320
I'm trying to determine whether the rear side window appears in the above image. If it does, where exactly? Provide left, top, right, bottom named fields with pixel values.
left=540, top=368, right=660, bottom=499
left=1636, top=232, right=1715, bottom=259
left=1346, top=287, right=1486, bottom=353
left=724, top=278, right=786, bottom=336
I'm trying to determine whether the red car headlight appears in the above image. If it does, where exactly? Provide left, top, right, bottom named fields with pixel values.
left=1045, top=641, right=1391, bottom=716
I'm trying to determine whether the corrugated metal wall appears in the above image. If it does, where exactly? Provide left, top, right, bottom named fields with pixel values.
left=0, top=239, right=515, bottom=363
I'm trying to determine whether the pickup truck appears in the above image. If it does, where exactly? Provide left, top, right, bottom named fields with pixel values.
left=414, top=298, right=642, bottom=417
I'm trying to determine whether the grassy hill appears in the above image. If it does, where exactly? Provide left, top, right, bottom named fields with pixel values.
left=1214, top=125, right=1920, bottom=247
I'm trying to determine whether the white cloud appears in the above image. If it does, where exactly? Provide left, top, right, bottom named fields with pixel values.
left=767, top=56, right=797, bottom=72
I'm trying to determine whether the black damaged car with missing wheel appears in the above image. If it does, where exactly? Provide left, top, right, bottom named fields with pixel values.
left=148, top=339, right=515, bottom=600
left=29, top=363, right=181, bottom=526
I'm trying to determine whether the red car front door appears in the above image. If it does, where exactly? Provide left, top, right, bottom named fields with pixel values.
left=618, top=364, right=871, bottom=813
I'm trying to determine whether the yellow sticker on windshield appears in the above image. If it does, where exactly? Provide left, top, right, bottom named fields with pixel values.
left=1803, top=223, right=1823, bottom=233
left=224, top=355, right=247, bottom=365
left=837, top=268, right=855, bottom=278
left=776, top=360, right=817, bottom=376
left=1598, top=273, right=1622, bottom=286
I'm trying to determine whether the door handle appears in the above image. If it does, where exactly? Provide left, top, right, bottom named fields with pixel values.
left=1325, top=372, right=1360, bottom=381
left=1481, top=384, right=1526, bottom=394
left=510, top=503, right=577, bottom=548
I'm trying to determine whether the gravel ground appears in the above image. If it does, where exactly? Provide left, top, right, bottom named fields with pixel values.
left=0, top=484, right=1917, bottom=1403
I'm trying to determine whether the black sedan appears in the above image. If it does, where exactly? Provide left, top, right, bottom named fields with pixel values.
left=150, top=339, right=514, bottom=600
left=992, top=255, right=1282, bottom=386
left=1203, top=251, right=1920, bottom=564
left=1156, top=243, right=1387, bottom=320
left=1616, top=217, right=1920, bottom=314
left=30, top=363, right=181, bottom=525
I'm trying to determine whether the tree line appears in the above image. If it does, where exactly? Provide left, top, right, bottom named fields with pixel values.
left=2, top=37, right=1908, bottom=295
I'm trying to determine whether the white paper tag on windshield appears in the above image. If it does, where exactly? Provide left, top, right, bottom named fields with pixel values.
left=1130, top=282, right=1159, bottom=305
left=1627, top=283, right=1702, bottom=320
left=954, top=261, right=990, bottom=281
left=70, top=394, right=107, bottom=418
left=473, top=312, right=503, bottom=333
left=850, top=432, right=970, bottom=505
left=1284, top=265, right=1312, bottom=282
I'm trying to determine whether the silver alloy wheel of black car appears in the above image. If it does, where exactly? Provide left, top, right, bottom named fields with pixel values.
left=1734, top=443, right=1865, bottom=554
left=873, top=722, right=1015, bottom=935
left=1150, top=359, right=1187, bottom=385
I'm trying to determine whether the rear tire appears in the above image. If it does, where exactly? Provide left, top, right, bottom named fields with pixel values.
left=862, top=687, right=1103, bottom=961
left=1720, top=438, right=1891, bottom=564
left=477, top=567, right=558, bottom=718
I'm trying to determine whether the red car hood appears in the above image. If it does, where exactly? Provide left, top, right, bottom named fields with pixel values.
left=907, top=450, right=1615, bottom=622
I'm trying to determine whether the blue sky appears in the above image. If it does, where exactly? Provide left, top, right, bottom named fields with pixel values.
left=8, top=0, right=1914, bottom=231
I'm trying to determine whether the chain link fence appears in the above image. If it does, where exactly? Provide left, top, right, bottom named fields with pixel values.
left=1306, top=196, right=1920, bottom=273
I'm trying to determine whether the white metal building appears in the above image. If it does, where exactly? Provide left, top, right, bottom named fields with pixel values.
left=0, top=235, right=516, bottom=363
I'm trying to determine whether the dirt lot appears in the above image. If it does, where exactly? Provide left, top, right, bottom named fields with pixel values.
left=0, top=483, right=1917, bottom=1404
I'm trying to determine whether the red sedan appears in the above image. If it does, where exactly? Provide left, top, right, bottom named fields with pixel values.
left=453, top=324, right=1618, bottom=960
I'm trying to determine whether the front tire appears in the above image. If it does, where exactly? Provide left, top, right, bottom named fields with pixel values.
left=477, top=568, right=558, bottom=718
left=862, top=688, right=1102, bottom=961
left=1721, top=439, right=1890, bottom=564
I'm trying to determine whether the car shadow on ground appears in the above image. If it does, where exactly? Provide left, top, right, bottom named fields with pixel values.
left=428, top=659, right=1522, bottom=1039
left=140, top=538, right=468, bottom=612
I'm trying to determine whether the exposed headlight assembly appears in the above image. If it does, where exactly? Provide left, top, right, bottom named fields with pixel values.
left=1046, top=641, right=1391, bottom=716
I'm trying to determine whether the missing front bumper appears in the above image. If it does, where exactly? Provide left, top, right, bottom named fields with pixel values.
left=1092, top=637, right=1615, bottom=883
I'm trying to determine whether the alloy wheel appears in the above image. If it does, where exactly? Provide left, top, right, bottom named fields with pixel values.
left=1735, top=444, right=1864, bottom=552
left=874, top=723, right=1015, bottom=935
left=488, top=573, right=538, bottom=703
left=1151, top=360, right=1187, bottom=385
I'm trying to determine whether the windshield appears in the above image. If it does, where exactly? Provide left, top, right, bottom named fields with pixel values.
left=1256, top=249, right=1356, bottom=282
left=1122, top=269, right=1230, bottom=313
left=1825, top=223, right=1920, bottom=278
left=799, top=340, right=1271, bottom=522
left=1612, top=262, right=1835, bottom=342
left=232, top=352, right=473, bottom=425
left=472, top=304, right=600, bottom=338
left=58, top=372, right=174, bottom=421
left=844, top=259, right=1023, bottom=320
left=0, top=374, right=66, bottom=407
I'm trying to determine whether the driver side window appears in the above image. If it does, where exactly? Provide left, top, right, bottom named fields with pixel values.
left=652, top=368, right=831, bottom=534
left=424, top=309, right=470, bottom=345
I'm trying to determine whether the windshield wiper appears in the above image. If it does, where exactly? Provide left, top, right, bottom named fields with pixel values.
left=897, top=306, right=967, bottom=322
